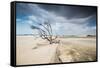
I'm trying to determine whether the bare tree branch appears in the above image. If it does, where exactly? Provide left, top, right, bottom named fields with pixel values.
left=30, top=21, right=60, bottom=44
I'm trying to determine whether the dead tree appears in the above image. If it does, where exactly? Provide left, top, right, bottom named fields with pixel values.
left=30, top=21, right=60, bottom=44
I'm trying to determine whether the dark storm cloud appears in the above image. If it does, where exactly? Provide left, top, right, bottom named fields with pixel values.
left=16, top=3, right=42, bottom=19
left=16, top=3, right=97, bottom=35
left=87, top=14, right=96, bottom=27
left=16, top=3, right=33, bottom=18
left=37, top=4, right=97, bottom=19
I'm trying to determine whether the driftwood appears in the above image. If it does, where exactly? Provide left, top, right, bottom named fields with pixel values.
left=30, top=21, right=60, bottom=44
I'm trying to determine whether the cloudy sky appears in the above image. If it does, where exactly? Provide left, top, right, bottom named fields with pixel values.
left=16, top=3, right=97, bottom=35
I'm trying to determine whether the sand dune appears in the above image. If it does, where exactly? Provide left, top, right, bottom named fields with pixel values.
left=16, top=36, right=96, bottom=65
left=58, top=38, right=96, bottom=62
left=16, top=36, right=59, bottom=65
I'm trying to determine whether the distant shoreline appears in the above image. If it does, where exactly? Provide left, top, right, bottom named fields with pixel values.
left=16, top=35, right=96, bottom=39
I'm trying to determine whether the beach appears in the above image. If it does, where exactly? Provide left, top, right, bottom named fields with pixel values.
left=16, top=36, right=96, bottom=65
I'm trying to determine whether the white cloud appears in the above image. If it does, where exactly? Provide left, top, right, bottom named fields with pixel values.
left=17, top=4, right=96, bottom=35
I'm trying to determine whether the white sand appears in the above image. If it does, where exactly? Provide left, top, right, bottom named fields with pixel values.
left=16, top=36, right=59, bottom=65
left=16, top=36, right=96, bottom=65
